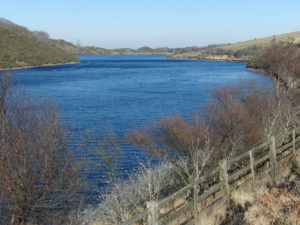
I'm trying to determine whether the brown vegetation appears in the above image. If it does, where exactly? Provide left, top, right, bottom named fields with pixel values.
left=129, top=81, right=298, bottom=169
left=0, top=72, right=83, bottom=224
left=249, top=43, right=300, bottom=89
left=246, top=189, right=300, bottom=225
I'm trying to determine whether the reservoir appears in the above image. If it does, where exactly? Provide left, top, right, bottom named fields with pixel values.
left=13, top=55, right=271, bottom=190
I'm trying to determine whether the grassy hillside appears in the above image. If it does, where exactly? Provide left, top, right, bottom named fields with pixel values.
left=48, top=38, right=174, bottom=56
left=169, top=31, right=300, bottom=61
left=222, top=31, right=300, bottom=50
left=0, top=18, right=79, bottom=69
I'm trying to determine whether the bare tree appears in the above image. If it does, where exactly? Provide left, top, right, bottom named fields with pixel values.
left=251, top=43, right=300, bottom=89
left=129, top=80, right=299, bottom=169
left=80, top=162, right=176, bottom=225
left=129, top=115, right=216, bottom=185
left=204, top=81, right=275, bottom=157
left=0, top=72, right=83, bottom=224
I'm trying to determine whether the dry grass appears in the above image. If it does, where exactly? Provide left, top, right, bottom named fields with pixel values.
left=197, top=199, right=227, bottom=225
left=231, top=188, right=255, bottom=210
left=88, top=222, right=108, bottom=225
left=292, top=152, right=300, bottom=172
left=245, top=188, right=300, bottom=225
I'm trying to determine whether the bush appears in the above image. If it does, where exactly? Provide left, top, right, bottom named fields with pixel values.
left=0, top=73, right=83, bottom=224
left=130, top=81, right=300, bottom=159
left=80, top=162, right=178, bottom=224
left=249, top=43, right=300, bottom=88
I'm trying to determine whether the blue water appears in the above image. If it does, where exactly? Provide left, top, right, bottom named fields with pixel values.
left=13, top=55, right=271, bottom=186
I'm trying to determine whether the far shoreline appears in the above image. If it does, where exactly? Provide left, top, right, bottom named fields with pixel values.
left=166, top=55, right=249, bottom=63
left=0, top=55, right=261, bottom=76
left=0, top=61, right=80, bottom=72
left=0, top=55, right=251, bottom=72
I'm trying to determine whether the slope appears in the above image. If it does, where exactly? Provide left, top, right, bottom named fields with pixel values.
left=0, top=18, right=79, bottom=69
left=169, top=31, right=300, bottom=61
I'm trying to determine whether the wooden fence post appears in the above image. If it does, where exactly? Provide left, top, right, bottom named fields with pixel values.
left=146, top=201, right=158, bottom=225
left=269, top=136, right=278, bottom=185
left=292, top=129, right=296, bottom=155
left=219, top=159, right=230, bottom=204
left=249, top=150, right=255, bottom=184
left=193, top=182, right=199, bottom=225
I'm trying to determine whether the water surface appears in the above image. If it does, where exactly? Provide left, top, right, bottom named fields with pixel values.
left=13, top=55, right=271, bottom=179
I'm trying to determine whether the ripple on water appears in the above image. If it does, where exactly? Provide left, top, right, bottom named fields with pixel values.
left=13, top=55, right=272, bottom=190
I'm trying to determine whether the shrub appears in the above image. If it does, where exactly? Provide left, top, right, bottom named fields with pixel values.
left=0, top=73, right=83, bottom=224
left=80, top=162, right=178, bottom=224
left=249, top=43, right=300, bottom=88
left=130, top=81, right=299, bottom=161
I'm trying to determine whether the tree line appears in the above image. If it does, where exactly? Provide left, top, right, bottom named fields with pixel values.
left=248, top=42, right=300, bottom=89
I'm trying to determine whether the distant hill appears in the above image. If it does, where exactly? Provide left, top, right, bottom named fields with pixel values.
left=52, top=41, right=174, bottom=56
left=39, top=36, right=174, bottom=56
left=0, top=18, right=176, bottom=70
left=8, top=17, right=295, bottom=70
left=0, top=18, right=79, bottom=69
left=222, top=31, right=300, bottom=50
left=47, top=39, right=111, bottom=55
left=169, top=31, right=300, bottom=61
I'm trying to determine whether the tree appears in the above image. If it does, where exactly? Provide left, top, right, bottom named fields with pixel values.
left=137, top=46, right=153, bottom=52
left=0, top=72, right=83, bottom=224
left=250, top=43, right=300, bottom=89
left=128, top=113, right=216, bottom=185
left=129, top=81, right=299, bottom=178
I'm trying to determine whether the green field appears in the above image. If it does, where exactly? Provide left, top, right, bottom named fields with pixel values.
left=221, top=31, right=300, bottom=50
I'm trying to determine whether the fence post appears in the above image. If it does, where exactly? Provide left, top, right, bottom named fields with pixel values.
left=193, top=182, right=199, bottom=225
left=292, top=129, right=296, bottom=155
left=269, top=136, right=278, bottom=185
left=249, top=150, right=255, bottom=184
left=219, top=159, right=230, bottom=204
left=146, top=201, right=158, bottom=225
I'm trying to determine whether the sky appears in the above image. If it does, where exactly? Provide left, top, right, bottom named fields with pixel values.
left=1, top=0, right=300, bottom=49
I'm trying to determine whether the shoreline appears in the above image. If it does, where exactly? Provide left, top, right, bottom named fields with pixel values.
left=247, top=66, right=300, bottom=103
left=0, top=56, right=251, bottom=71
left=246, top=67, right=267, bottom=75
left=0, top=61, right=80, bottom=71
left=166, top=55, right=249, bottom=63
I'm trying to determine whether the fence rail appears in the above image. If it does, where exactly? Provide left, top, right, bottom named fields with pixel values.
left=119, top=127, right=300, bottom=225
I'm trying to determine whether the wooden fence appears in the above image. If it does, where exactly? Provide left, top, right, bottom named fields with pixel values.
left=119, top=127, right=300, bottom=225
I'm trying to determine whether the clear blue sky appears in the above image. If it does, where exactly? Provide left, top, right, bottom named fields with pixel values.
left=1, top=0, right=300, bottom=49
